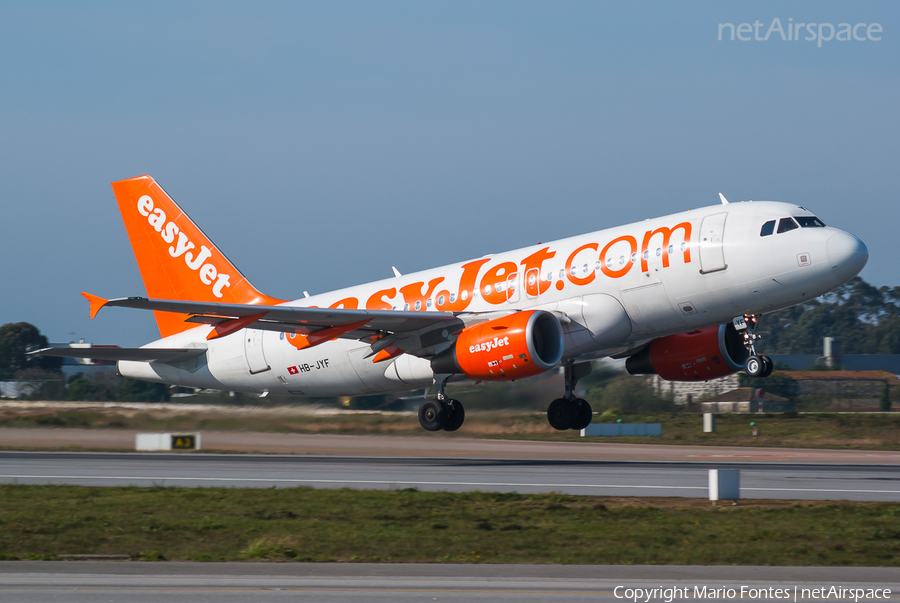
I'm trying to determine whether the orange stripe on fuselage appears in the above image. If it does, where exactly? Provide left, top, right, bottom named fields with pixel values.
left=300, top=221, right=693, bottom=314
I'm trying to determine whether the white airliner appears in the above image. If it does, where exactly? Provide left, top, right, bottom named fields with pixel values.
left=36, top=176, right=868, bottom=432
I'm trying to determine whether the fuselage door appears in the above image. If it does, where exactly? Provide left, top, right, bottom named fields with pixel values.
left=244, top=329, right=271, bottom=374
left=699, top=212, right=728, bottom=274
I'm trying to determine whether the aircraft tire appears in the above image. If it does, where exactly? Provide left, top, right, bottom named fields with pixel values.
left=760, top=355, right=774, bottom=378
left=547, top=398, right=575, bottom=431
left=745, top=355, right=765, bottom=378
left=442, top=399, right=465, bottom=432
left=418, top=400, right=446, bottom=432
left=570, top=399, right=593, bottom=431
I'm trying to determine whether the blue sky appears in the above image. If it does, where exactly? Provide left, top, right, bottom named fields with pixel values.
left=1, top=1, right=897, bottom=346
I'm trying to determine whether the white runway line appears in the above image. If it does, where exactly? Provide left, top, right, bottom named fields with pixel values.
left=2, top=474, right=900, bottom=494
left=743, top=486, right=900, bottom=494
left=0, top=474, right=706, bottom=489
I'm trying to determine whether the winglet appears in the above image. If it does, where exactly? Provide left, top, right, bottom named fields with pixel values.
left=392, top=266, right=402, bottom=278
left=718, top=193, right=729, bottom=205
left=81, top=292, right=109, bottom=320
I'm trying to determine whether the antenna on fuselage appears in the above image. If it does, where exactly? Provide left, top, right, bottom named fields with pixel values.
left=392, top=266, right=402, bottom=278
left=718, top=193, right=729, bottom=205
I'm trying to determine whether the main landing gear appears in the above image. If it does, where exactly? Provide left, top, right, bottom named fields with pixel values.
left=734, top=314, right=774, bottom=378
left=547, top=362, right=594, bottom=431
left=418, top=378, right=465, bottom=432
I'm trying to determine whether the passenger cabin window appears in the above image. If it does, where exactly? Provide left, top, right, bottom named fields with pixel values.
left=777, top=217, right=799, bottom=234
left=795, top=216, right=826, bottom=228
left=760, top=220, right=775, bottom=237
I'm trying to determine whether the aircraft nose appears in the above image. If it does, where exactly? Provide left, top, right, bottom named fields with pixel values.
left=826, top=231, right=868, bottom=284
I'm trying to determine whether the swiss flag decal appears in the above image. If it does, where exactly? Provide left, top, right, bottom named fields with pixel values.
left=287, top=366, right=299, bottom=375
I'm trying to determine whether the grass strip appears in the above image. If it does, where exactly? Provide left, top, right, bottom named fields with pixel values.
left=1, top=485, right=899, bottom=565
left=3, top=409, right=900, bottom=450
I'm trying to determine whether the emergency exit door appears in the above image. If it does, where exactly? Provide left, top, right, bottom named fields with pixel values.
left=699, top=213, right=728, bottom=274
left=244, top=329, right=270, bottom=374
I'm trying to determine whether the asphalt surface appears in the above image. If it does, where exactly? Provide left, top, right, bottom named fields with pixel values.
left=2, top=451, right=899, bottom=500
left=1, top=562, right=898, bottom=602
left=3, top=428, right=900, bottom=464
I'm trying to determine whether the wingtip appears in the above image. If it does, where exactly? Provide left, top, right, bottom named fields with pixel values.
left=81, top=292, right=109, bottom=320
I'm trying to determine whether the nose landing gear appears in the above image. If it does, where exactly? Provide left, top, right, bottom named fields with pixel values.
left=734, top=314, right=774, bottom=378
left=547, top=362, right=593, bottom=431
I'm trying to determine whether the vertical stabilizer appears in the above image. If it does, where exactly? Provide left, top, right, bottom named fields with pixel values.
left=111, top=175, right=284, bottom=337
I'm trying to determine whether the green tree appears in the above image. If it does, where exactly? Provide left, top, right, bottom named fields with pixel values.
left=739, top=371, right=799, bottom=400
left=587, top=374, right=674, bottom=413
left=66, top=373, right=115, bottom=401
left=63, top=374, right=171, bottom=402
left=116, top=377, right=170, bottom=402
left=755, top=277, right=900, bottom=355
left=880, top=381, right=892, bottom=412
left=0, top=322, right=62, bottom=380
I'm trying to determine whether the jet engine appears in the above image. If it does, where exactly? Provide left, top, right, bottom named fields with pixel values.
left=625, top=324, right=749, bottom=382
left=431, top=310, right=564, bottom=380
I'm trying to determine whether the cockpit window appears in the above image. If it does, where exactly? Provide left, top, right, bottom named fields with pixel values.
left=795, top=216, right=826, bottom=228
left=760, top=220, right=775, bottom=237
left=777, top=217, right=799, bottom=234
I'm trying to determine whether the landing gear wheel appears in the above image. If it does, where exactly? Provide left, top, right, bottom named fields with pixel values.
left=418, top=400, right=446, bottom=432
left=760, top=355, right=774, bottom=378
left=442, top=399, right=465, bottom=432
left=571, top=399, right=593, bottom=431
left=745, top=355, right=765, bottom=378
left=547, top=398, right=576, bottom=431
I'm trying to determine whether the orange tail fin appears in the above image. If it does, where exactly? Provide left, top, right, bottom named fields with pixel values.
left=111, top=175, right=284, bottom=338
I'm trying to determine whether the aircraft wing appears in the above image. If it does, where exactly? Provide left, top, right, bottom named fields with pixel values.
left=30, top=345, right=207, bottom=363
left=82, top=293, right=475, bottom=360
left=88, top=295, right=465, bottom=333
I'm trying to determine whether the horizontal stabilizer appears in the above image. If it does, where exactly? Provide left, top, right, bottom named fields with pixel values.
left=29, top=346, right=207, bottom=363
left=82, top=292, right=108, bottom=319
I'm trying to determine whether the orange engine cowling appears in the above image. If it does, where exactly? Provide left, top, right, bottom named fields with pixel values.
left=431, top=310, right=564, bottom=381
left=625, top=324, right=748, bottom=382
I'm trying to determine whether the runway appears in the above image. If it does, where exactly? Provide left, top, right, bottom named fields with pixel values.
left=2, top=451, right=899, bottom=500
left=1, top=562, right=898, bottom=602
left=3, top=428, right=900, bottom=464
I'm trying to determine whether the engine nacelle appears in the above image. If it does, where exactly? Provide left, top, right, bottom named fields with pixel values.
left=625, top=323, right=748, bottom=382
left=431, top=310, right=564, bottom=381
